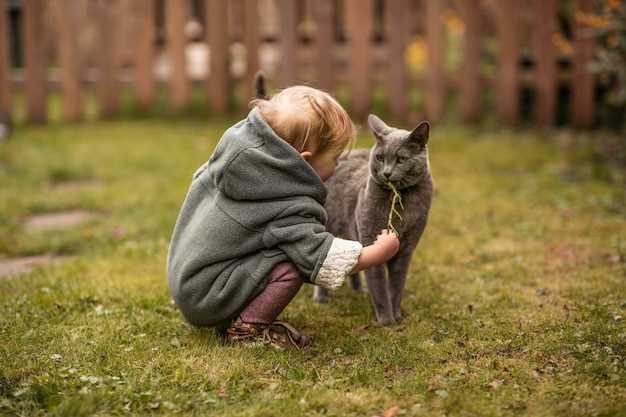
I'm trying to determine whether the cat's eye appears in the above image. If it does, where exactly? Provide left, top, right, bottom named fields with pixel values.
left=375, top=154, right=384, bottom=162
left=397, top=156, right=407, bottom=163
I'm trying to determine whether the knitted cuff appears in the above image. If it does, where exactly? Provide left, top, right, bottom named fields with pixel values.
left=314, top=238, right=363, bottom=290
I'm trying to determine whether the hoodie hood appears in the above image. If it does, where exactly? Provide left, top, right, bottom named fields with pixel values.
left=207, top=107, right=327, bottom=204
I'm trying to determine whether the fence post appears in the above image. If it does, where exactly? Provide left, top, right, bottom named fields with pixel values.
left=278, top=0, right=297, bottom=88
left=52, top=0, right=82, bottom=122
left=345, top=0, right=373, bottom=120
left=206, top=0, right=229, bottom=113
left=313, top=0, right=334, bottom=92
left=532, top=0, right=557, bottom=127
left=166, top=0, right=189, bottom=110
left=571, top=0, right=595, bottom=128
left=386, top=0, right=410, bottom=123
left=243, top=0, right=260, bottom=102
left=493, top=0, right=521, bottom=125
left=457, top=0, right=482, bottom=123
left=425, top=0, right=446, bottom=123
left=95, top=0, right=120, bottom=118
left=135, top=0, right=156, bottom=111
left=0, top=0, right=10, bottom=117
left=22, top=0, right=47, bottom=123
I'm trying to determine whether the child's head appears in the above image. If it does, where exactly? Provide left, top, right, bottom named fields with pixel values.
left=252, top=86, right=356, bottom=180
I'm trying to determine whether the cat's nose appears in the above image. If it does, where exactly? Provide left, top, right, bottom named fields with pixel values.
left=383, top=172, right=391, bottom=179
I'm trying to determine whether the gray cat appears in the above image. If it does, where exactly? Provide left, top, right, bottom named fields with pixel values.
left=314, top=115, right=433, bottom=326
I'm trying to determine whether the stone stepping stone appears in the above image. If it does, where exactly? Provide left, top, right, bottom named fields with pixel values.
left=0, top=255, right=68, bottom=279
left=24, top=210, right=99, bottom=233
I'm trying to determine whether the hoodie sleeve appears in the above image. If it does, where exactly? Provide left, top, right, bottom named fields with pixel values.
left=262, top=202, right=335, bottom=283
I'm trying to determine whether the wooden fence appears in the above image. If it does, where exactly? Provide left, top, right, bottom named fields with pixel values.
left=0, top=0, right=601, bottom=127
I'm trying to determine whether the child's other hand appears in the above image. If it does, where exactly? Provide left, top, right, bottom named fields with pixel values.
left=375, top=229, right=400, bottom=259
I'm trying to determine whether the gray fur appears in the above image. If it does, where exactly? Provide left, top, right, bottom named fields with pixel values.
left=254, top=71, right=268, bottom=100
left=314, top=114, right=433, bottom=326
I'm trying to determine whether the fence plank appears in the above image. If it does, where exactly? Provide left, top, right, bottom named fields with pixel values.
left=206, top=0, right=229, bottom=113
left=345, top=0, right=373, bottom=120
left=22, top=0, right=47, bottom=123
left=386, top=0, right=410, bottom=123
left=425, top=0, right=446, bottom=122
left=243, top=0, right=260, bottom=102
left=571, top=0, right=595, bottom=128
left=51, top=0, right=82, bottom=121
left=532, top=0, right=557, bottom=126
left=457, top=0, right=482, bottom=123
left=135, top=0, right=156, bottom=111
left=278, top=0, right=297, bottom=88
left=493, top=0, right=521, bottom=125
left=96, top=0, right=120, bottom=117
left=0, top=0, right=10, bottom=116
left=313, top=0, right=334, bottom=92
left=166, top=0, right=189, bottom=110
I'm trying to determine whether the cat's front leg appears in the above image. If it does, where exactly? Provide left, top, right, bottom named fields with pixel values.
left=364, top=264, right=394, bottom=325
left=387, top=253, right=413, bottom=322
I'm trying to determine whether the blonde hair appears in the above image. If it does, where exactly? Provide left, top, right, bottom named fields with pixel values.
left=251, top=86, right=356, bottom=156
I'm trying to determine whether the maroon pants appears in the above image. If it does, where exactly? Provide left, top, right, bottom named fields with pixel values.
left=238, top=262, right=304, bottom=325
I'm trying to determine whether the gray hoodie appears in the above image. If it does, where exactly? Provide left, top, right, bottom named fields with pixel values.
left=167, top=108, right=335, bottom=327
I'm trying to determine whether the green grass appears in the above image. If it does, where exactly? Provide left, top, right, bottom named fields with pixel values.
left=0, top=117, right=625, bottom=417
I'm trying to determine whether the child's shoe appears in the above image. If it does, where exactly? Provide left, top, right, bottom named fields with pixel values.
left=225, top=318, right=311, bottom=350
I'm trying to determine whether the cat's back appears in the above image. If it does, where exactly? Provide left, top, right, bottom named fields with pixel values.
left=325, top=148, right=369, bottom=193
left=324, top=149, right=370, bottom=236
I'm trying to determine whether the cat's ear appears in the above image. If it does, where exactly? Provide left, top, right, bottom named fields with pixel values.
left=367, top=114, right=391, bottom=142
left=408, top=121, right=430, bottom=146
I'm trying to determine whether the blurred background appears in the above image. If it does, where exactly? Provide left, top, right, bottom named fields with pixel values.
left=1, top=3, right=626, bottom=415
left=0, top=0, right=624, bottom=129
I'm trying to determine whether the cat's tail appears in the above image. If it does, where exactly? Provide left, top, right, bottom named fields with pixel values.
left=254, top=71, right=268, bottom=100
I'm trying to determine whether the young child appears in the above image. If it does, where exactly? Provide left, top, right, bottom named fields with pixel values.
left=166, top=86, right=400, bottom=349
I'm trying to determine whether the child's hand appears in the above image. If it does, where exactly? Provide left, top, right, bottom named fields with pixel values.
left=374, top=229, right=400, bottom=259
left=350, top=229, right=400, bottom=274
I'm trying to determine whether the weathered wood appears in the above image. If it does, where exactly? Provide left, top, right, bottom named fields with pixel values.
left=386, top=0, right=411, bottom=123
left=166, top=0, right=189, bottom=110
left=313, top=0, right=334, bottom=92
left=135, top=0, right=156, bottom=110
left=493, top=0, right=521, bottom=125
left=425, top=0, right=446, bottom=122
left=96, top=0, right=120, bottom=118
left=278, top=0, right=298, bottom=88
left=345, top=0, right=373, bottom=119
left=22, top=0, right=47, bottom=123
left=243, top=0, right=260, bottom=102
left=0, top=0, right=10, bottom=116
left=457, top=0, right=482, bottom=123
left=206, top=0, right=229, bottom=113
left=532, top=0, right=557, bottom=126
left=51, top=0, right=82, bottom=121
left=571, top=0, right=595, bottom=128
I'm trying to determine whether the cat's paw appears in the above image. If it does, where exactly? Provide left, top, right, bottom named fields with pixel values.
left=393, top=310, right=406, bottom=323
left=374, top=316, right=396, bottom=327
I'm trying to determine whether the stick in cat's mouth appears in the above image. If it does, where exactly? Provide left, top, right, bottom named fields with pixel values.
left=385, top=180, right=404, bottom=236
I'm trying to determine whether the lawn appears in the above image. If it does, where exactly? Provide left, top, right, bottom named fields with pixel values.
left=0, top=116, right=625, bottom=417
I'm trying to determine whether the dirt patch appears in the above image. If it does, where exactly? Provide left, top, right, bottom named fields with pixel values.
left=543, top=242, right=619, bottom=271
left=48, top=180, right=102, bottom=192
left=24, top=210, right=99, bottom=232
left=0, top=255, right=68, bottom=279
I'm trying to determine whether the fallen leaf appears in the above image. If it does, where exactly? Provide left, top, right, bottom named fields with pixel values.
left=487, top=379, right=503, bottom=390
left=382, top=406, right=400, bottom=417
